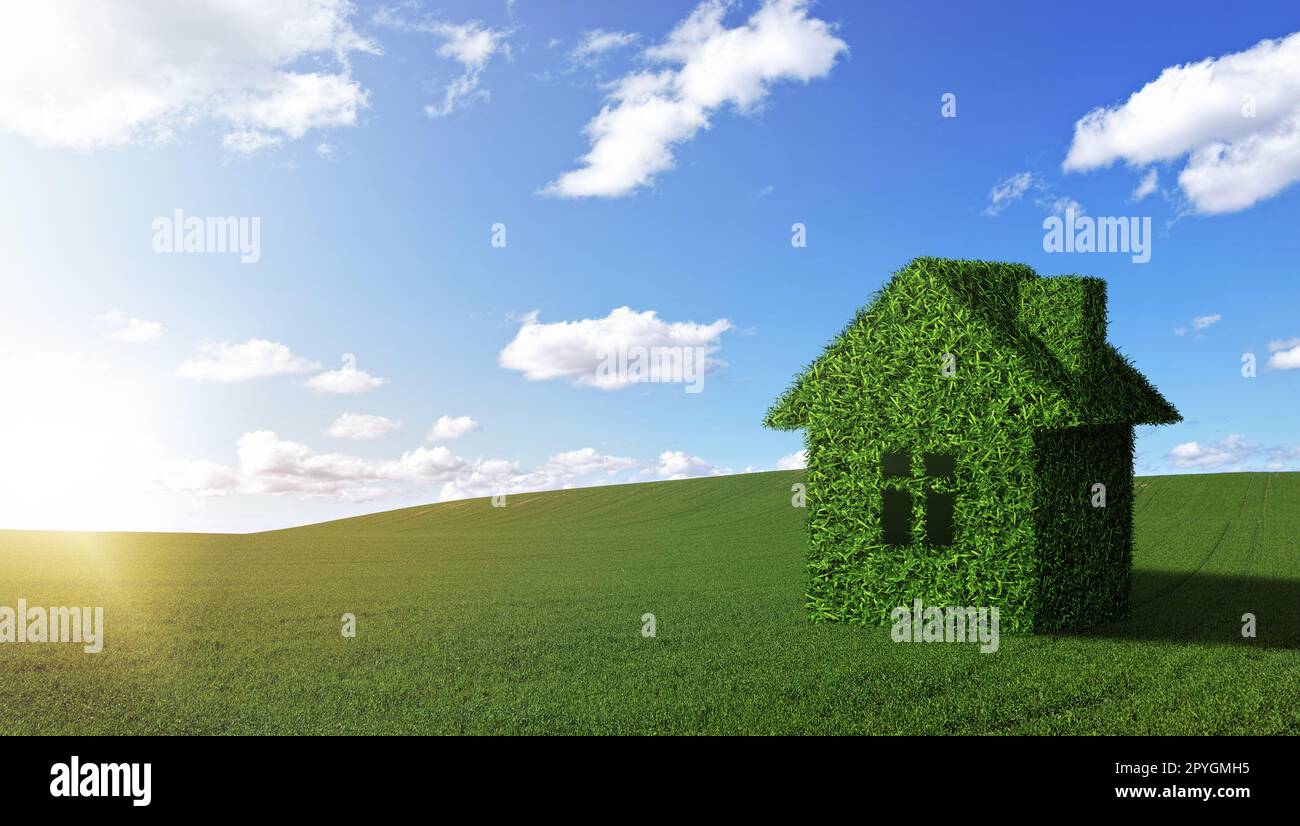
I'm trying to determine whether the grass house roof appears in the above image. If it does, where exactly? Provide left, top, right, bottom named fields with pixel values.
left=765, top=257, right=1180, bottom=431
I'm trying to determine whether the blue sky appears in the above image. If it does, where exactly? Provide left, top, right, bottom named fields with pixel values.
left=2, top=0, right=1299, bottom=531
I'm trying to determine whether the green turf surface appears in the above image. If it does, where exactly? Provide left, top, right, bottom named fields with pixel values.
left=0, top=470, right=1296, bottom=734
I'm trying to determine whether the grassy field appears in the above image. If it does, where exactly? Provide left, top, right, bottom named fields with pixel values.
left=0, top=470, right=1296, bottom=735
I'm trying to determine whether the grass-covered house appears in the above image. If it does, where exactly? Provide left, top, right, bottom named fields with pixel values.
left=765, top=258, right=1180, bottom=632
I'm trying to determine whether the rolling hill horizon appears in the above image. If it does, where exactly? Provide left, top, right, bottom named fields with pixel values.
left=0, top=467, right=1288, bottom=537
left=0, top=469, right=1295, bottom=734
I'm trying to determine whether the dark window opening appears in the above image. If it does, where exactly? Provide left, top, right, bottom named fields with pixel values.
left=926, top=491, right=955, bottom=546
left=881, top=451, right=955, bottom=547
left=882, top=490, right=912, bottom=545
left=924, top=452, right=955, bottom=477
left=882, top=451, right=911, bottom=478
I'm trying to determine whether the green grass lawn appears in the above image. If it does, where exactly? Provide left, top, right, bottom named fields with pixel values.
left=0, top=470, right=1296, bottom=734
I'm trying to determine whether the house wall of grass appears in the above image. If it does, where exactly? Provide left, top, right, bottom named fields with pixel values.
left=767, top=259, right=1179, bottom=632
left=797, top=269, right=1051, bottom=630
left=1032, top=424, right=1135, bottom=631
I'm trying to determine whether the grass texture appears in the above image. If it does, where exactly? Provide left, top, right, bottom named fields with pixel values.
left=765, top=258, right=1180, bottom=630
left=0, top=469, right=1296, bottom=735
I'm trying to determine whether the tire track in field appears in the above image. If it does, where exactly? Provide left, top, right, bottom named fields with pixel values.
left=984, top=661, right=1153, bottom=735
left=1131, top=472, right=1259, bottom=609
left=1130, top=521, right=1231, bottom=611
left=989, top=475, right=1263, bottom=734
left=933, top=480, right=1224, bottom=734
left=1134, top=477, right=1162, bottom=516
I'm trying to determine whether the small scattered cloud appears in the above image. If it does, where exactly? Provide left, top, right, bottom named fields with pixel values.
left=568, top=29, right=639, bottom=65
left=326, top=413, right=401, bottom=441
left=306, top=366, right=388, bottom=394
left=223, top=129, right=284, bottom=155
left=1174, top=313, right=1222, bottom=336
left=984, top=171, right=1084, bottom=217
left=426, top=415, right=481, bottom=441
left=1132, top=168, right=1159, bottom=201
left=178, top=339, right=319, bottom=383
left=98, top=309, right=162, bottom=343
left=373, top=8, right=511, bottom=118
left=983, top=172, right=1035, bottom=216
left=1043, top=194, right=1085, bottom=217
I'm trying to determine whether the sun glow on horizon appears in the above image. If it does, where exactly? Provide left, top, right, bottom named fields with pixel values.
left=0, top=348, right=180, bottom=532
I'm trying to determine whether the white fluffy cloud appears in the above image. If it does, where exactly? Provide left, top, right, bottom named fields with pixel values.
left=437, top=447, right=638, bottom=501
left=1167, top=434, right=1257, bottom=470
left=433, top=459, right=521, bottom=502
left=98, top=310, right=162, bottom=343
left=643, top=450, right=730, bottom=480
left=326, top=413, right=400, bottom=440
left=776, top=449, right=806, bottom=470
left=498, top=306, right=731, bottom=389
left=426, top=415, right=481, bottom=441
left=1165, top=435, right=1300, bottom=472
left=1064, top=31, right=1300, bottom=213
left=1268, top=336, right=1300, bottom=369
left=373, top=8, right=510, bottom=118
left=238, top=430, right=376, bottom=487
left=545, top=447, right=638, bottom=476
left=231, top=431, right=468, bottom=498
left=0, top=1, right=377, bottom=152
left=160, top=431, right=656, bottom=503
left=544, top=0, right=847, bottom=197
left=307, top=366, right=388, bottom=394
left=380, top=445, right=469, bottom=482
left=178, top=339, right=320, bottom=382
